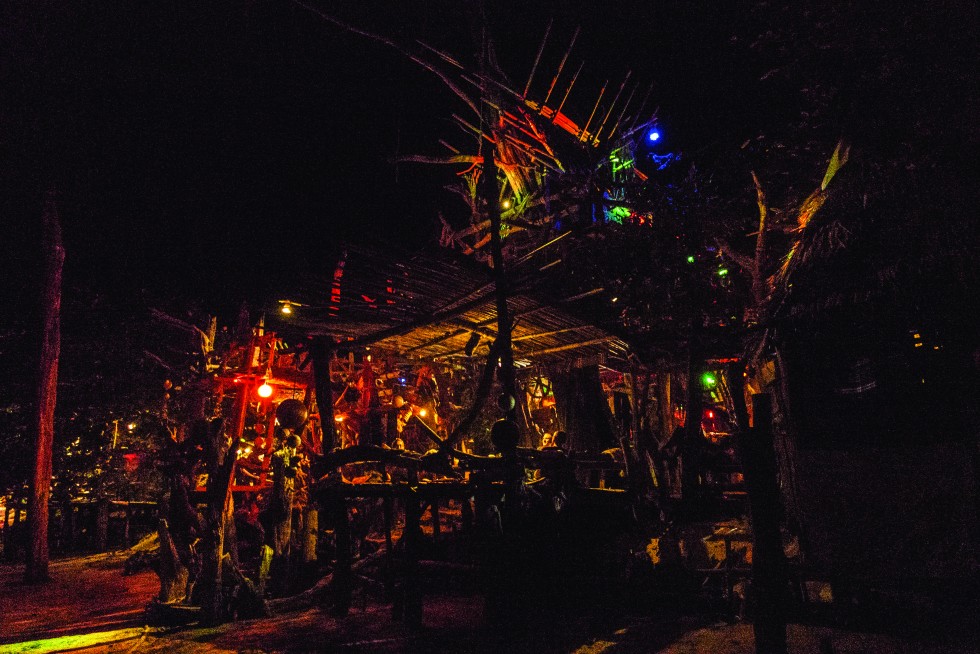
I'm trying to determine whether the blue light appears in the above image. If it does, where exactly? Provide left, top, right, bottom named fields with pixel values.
left=647, top=129, right=661, bottom=142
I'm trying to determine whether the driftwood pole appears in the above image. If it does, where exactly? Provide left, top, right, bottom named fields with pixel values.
left=481, top=94, right=516, bottom=422
left=26, top=190, right=64, bottom=584
left=681, top=337, right=705, bottom=509
left=485, top=147, right=516, bottom=419
left=157, top=518, right=190, bottom=603
left=199, top=412, right=241, bottom=624
left=737, top=393, right=788, bottom=654
left=403, top=468, right=423, bottom=629
left=310, top=336, right=337, bottom=451
left=328, top=487, right=353, bottom=616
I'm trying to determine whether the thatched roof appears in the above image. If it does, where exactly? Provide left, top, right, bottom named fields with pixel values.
left=271, top=244, right=631, bottom=369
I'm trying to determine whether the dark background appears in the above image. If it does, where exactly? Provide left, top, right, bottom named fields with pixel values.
left=3, top=1, right=974, bottom=318
left=1, top=1, right=767, bottom=314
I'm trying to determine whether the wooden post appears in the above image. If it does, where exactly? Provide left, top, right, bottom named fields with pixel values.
left=403, top=469, right=423, bottom=629
left=681, top=349, right=705, bottom=508
left=461, top=495, right=473, bottom=533
left=383, top=494, right=394, bottom=597
left=737, top=394, right=788, bottom=654
left=482, top=115, right=517, bottom=421
left=16, top=496, right=27, bottom=555
left=123, top=503, right=131, bottom=548
left=199, top=414, right=240, bottom=625
left=95, top=499, right=109, bottom=552
left=329, top=488, right=353, bottom=616
left=26, top=190, right=63, bottom=584
left=257, top=545, right=274, bottom=596
left=303, top=507, right=318, bottom=563
left=310, top=337, right=338, bottom=451
left=431, top=499, right=441, bottom=540
left=2, top=500, right=12, bottom=559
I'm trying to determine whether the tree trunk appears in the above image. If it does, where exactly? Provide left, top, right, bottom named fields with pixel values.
left=199, top=416, right=239, bottom=625
left=310, top=337, right=337, bottom=451
left=682, top=348, right=705, bottom=507
left=26, top=190, right=64, bottom=584
left=737, top=394, right=788, bottom=654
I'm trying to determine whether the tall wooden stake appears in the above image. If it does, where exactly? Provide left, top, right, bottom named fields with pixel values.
left=738, top=394, right=788, bottom=654
left=26, top=190, right=64, bottom=584
left=310, top=336, right=338, bottom=450
left=483, top=130, right=516, bottom=420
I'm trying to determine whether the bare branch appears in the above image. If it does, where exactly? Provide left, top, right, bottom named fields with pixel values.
left=289, top=0, right=480, bottom=116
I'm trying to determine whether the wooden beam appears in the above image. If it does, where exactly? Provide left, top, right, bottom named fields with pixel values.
left=404, top=327, right=469, bottom=353
left=512, top=326, right=586, bottom=342
left=562, top=287, right=605, bottom=302
left=447, top=319, right=498, bottom=341
left=518, top=336, right=616, bottom=358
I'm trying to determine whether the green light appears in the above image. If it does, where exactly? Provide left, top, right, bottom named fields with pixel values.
left=606, top=205, right=632, bottom=224
left=611, top=158, right=635, bottom=174
left=701, top=372, right=717, bottom=389
left=717, top=268, right=729, bottom=277
left=686, top=255, right=695, bottom=264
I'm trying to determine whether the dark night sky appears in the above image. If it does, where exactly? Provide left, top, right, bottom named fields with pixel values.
left=1, top=1, right=769, bottom=316
left=9, top=1, right=969, bottom=320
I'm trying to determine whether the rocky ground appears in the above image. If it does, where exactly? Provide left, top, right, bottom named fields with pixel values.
left=2, top=551, right=978, bottom=654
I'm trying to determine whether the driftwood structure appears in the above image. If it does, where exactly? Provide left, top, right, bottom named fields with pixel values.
left=261, top=244, right=727, bottom=627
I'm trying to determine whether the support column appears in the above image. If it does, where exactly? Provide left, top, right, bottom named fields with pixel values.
left=310, top=337, right=338, bottom=451
left=737, top=394, right=788, bottom=654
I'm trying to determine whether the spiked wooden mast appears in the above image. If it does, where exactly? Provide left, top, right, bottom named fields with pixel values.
left=478, top=29, right=517, bottom=421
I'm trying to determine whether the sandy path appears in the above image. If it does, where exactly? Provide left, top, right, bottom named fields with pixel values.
left=0, top=553, right=158, bottom=645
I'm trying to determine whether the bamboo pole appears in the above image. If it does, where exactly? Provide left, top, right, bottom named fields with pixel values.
left=523, top=19, right=552, bottom=98
left=581, top=81, right=608, bottom=142
left=593, top=71, right=632, bottom=144
left=554, top=60, right=584, bottom=119
left=543, top=27, right=579, bottom=107
left=517, top=336, right=616, bottom=358
left=609, top=81, right=639, bottom=138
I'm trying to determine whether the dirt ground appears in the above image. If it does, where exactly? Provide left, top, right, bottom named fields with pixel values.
left=2, top=553, right=978, bottom=654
